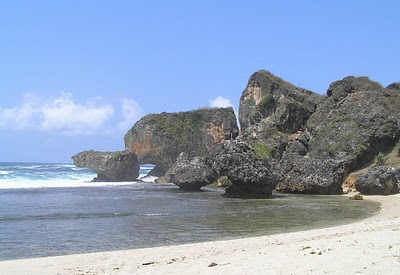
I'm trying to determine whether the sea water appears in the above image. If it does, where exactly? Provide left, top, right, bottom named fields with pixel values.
left=0, top=162, right=380, bottom=260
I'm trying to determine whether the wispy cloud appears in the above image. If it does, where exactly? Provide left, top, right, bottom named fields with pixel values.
left=118, top=98, right=143, bottom=130
left=0, top=92, right=143, bottom=135
left=209, top=96, right=234, bottom=108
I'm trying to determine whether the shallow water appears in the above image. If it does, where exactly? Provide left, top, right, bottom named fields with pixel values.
left=0, top=180, right=380, bottom=260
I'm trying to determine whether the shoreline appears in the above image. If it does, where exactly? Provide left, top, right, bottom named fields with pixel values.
left=1, top=194, right=400, bottom=274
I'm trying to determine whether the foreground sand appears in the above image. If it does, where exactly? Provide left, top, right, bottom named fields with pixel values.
left=1, top=194, right=400, bottom=275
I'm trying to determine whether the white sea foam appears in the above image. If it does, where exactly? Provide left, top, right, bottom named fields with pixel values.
left=71, top=167, right=86, bottom=171
left=140, top=176, right=157, bottom=183
left=59, top=164, right=76, bottom=168
left=0, top=170, right=11, bottom=175
left=18, top=165, right=42, bottom=169
left=0, top=179, right=139, bottom=189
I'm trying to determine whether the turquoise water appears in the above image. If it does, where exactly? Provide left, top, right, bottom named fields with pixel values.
left=0, top=162, right=380, bottom=260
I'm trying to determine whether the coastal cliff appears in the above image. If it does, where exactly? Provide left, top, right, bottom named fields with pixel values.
left=124, top=107, right=239, bottom=176
left=70, top=70, right=400, bottom=198
left=165, top=71, right=400, bottom=197
left=238, top=70, right=322, bottom=132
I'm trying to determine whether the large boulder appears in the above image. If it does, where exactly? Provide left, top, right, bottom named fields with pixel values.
left=72, top=150, right=139, bottom=181
left=205, top=140, right=280, bottom=198
left=164, top=153, right=215, bottom=191
left=275, top=154, right=345, bottom=194
left=307, top=76, right=400, bottom=173
left=124, top=108, right=239, bottom=176
left=355, top=166, right=399, bottom=195
left=238, top=70, right=322, bottom=133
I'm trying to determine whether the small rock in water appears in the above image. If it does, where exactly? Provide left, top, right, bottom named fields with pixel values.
left=349, top=194, right=363, bottom=200
left=208, top=262, right=218, bottom=267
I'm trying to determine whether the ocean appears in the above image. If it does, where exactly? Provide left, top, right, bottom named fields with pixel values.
left=0, top=162, right=380, bottom=260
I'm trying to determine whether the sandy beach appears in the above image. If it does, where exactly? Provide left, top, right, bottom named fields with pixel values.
left=1, top=193, right=399, bottom=275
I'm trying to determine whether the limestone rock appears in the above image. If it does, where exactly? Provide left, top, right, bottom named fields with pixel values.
left=238, top=70, right=322, bottom=133
left=205, top=140, right=280, bottom=198
left=164, top=152, right=216, bottom=191
left=349, top=194, right=364, bottom=200
left=216, top=176, right=232, bottom=187
left=387, top=82, right=400, bottom=90
left=124, top=108, right=238, bottom=176
left=355, top=166, right=399, bottom=195
left=275, top=154, right=344, bottom=194
left=72, top=150, right=139, bottom=182
left=307, top=76, right=400, bottom=173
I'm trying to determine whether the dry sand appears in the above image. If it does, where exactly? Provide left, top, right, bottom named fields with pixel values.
left=1, top=194, right=400, bottom=275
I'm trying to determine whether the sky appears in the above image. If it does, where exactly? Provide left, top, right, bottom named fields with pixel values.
left=0, top=0, right=399, bottom=163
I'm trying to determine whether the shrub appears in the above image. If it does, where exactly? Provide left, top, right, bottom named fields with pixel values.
left=251, top=142, right=272, bottom=160
left=374, top=152, right=387, bottom=166
left=257, top=94, right=275, bottom=111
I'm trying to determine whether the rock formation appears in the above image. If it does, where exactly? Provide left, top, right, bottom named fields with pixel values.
left=164, top=153, right=215, bottom=191
left=307, top=76, right=400, bottom=173
left=355, top=166, right=399, bottom=195
left=216, top=176, right=232, bottom=187
left=387, top=82, right=400, bottom=90
left=275, top=154, right=344, bottom=194
left=238, top=70, right=322, bottom=132
left=158, top=72, right=400, bottom=198
left=124, top=107, right=239, bottom=176
left=72, top=150, right=139, bottom=182
left=204, top=141, right=280, bottom=198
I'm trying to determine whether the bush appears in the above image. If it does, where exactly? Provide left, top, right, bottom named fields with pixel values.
left=251, top=142, right=272, bottom=160
left=257, top=94, right=275, bottom=111
left=374, top=152, right=387, bottom=166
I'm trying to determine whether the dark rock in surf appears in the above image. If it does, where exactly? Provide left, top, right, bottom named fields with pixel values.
left=165, top=152, right=216, bottom=191
left=72, top=150, right=139, bottom=182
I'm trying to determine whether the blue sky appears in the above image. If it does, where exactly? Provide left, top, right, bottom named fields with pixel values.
left=0, top=0, right=399, bottom=163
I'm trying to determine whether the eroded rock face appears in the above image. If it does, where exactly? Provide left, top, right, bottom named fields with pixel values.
left=164, top=153, right=215, bottom=191
left=124, top=108, right=239, bottom=175
left=275, top=154, right=345, bottom=194
left=238, top=70, right=322, bottom=133
left=205, top=141, right=280, bottom=198
left=355, top=166, right=399, bottom=195
left=307, top=76, right=400, bottom=173
left=72, top=150, right=139, bottom=182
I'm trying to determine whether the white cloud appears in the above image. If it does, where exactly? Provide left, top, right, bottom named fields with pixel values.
left=0, top=92, right=142, bottom=136
left=209, top=96, right=234, bottom=108
left=40, top=92, right=115, bottom=135
left=118, top=98, right=143, bottom=130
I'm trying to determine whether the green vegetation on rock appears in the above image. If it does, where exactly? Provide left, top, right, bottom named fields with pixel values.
left=374, top=152, right=387, bottom=166
left=251, top=142, right=272, bottom=160
left=245, top=97, right=256, bottom=106
left=257, top=94, right=275, bottom=111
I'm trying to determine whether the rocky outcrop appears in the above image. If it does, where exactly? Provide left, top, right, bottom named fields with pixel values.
left=355, top=166, right=399, bottom=195
left=124, top=108, right=239, bottom=176
left=307, top=76, right=400, bottom=173
left=72, top=150, right=139, bottom=181
left=164, top=153, right=215, bottom=191
left=275, top=154, right=345, bottom=194
left=238, top=70, right=322, bottom=133
left=387, top=82, right=400, bottom=90
left=205, top=141, right=280, bottom=198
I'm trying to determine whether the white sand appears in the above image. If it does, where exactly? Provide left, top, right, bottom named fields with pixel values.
left=1, top=194, right=400, bottom=275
